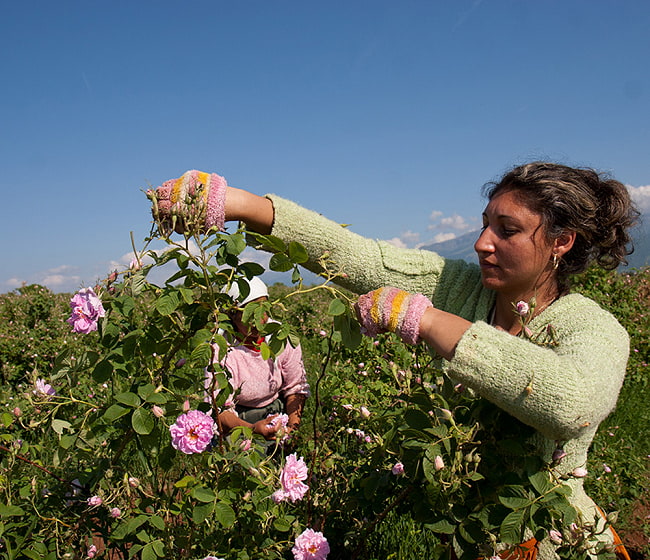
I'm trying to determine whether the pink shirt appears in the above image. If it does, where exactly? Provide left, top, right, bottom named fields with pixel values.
left=205, top=341, right=310, bottom=409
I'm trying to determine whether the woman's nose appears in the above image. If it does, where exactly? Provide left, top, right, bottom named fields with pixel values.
left=474, top=228, right=495, bottom=255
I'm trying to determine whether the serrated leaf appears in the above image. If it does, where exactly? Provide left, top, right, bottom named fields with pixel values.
left=288, top=241, right=308, bottom=263
left=115, top=392, right=141, bottom=408
left=528, top=471, right=555, bottom=495
left=192, top=486, right=217, bottom=503
left=132, top=408, right=154, bottom=435
left=51, top=419, right=72, bottom=435
left=103, top=404, right=130, bottom=421
left=192, top=502, right=214, bottom=524
left=269, top=253, right=294, bottom=272
left=327, top=299, right=347, bottom=316
left=155, top=292, right=179, bottom=316
left=190, top=342, right=212, bottom=367
left=500, top=509, right=527, bottom=544
left=214, top=502, right=236, bottom=528
left=92, top=360, right=113, bottom=383
left=225, top=233, right=247, bottom=256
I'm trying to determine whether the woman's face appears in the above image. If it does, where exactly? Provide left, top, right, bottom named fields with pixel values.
left=474, top=189, right=555, bottom=299
left=231, top=296, right=269, bottom=338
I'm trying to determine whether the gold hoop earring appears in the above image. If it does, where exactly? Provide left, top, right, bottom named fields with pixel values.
left=552, top=253, right=560, bottom=270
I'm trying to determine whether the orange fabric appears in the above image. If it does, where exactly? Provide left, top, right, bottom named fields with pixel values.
left=498, top=538, right=538, bottom=560
left=610, top=525, right=631, bottom=560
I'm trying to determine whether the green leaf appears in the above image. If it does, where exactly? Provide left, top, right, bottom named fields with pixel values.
left=0, top=504, right=25, bottom=517
left=425, top=519, right=456, bottom=534
left=498, top=486, right=533, bottom=510
left=273, top=517, right=292, bottom=532
left=225, top=233, right=247, bottom=256
left=92, top=359, right=113, bottom=383
left=179, top=287, right=194, bottom=304
left=174, top=475, right=196, bottom=488
left=327, top=299, right=347, bottom=316
left=190, top=342, right=212, bottom=367
left=103, top=404, right=130, bottom=421
left=259, top=235, right=287, bottom=253
left=132, top=408, right=154, bottom=435
left=192, top=502, right=214, bottom=524
left=499, top=509, right=527, bottom=544
left=404, top=409, right=433, bottom=431
left=155, top=292, right=180, bottom=316
left=528, top=471, right=555, bottom=495
left=51, top=419, right=72, bottom=435
left=288, top=241, right=308, bottom=264
left=192, top=486, right=217, bottom=503
left=115, top=392, right=141, bottom=408
left=149, top=515, right=165, bottom=530
left=269, top=253, right=294, bottom=272
left=214, top=502, right=236, bottom=528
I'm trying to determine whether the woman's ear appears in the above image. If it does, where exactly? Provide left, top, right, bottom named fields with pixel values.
left=553, top=230, right=576, bottom=258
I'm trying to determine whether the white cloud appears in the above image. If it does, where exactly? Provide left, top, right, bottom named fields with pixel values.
left=627, top=184, right=650, bottom=212
left=431, top=232, right=458, bottom=244
left=384, top=237, right=408, bottom=249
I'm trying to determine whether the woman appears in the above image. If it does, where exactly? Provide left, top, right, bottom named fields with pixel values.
left=205, top=276, right=310, bottom=443
left=153, top=163, right=638, bottom=558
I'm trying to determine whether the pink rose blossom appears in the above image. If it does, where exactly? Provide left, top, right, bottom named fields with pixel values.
left=360, top=406, right=371, bottom=418
left=275, top=453, right=309, bottom=503
left=182, top=399, right=191, bottom=412
left=67, top=287, right=106, bottom=334
left=240, top=438, right=252, bottom=451
left=87, top=495, right=103, bottom=507
left=128, top=476, right=140, bottom=488
left=515, top=301, right=530, bottom=316
left=109, top=507, right=121, bottom=518
left=86, top=544, right=98, bottom=558
left=13, top=407, right=21, bottom=417
left=152, top=405, right=165, bottom=418
left=292, top=528, right=330, bottom=560
left=549, top=529, right=563, bottom=544
left=170, top=409, right=216, bottom=454
left=434, top=455, right=445, bottom=471
left=552, top=448, right=567, bottom=463
left=34, top=378, right=56, bottom=398
left=603, top=463, right=612, bottom=473
left=572, top=467, right=588, bottom=478
left=391, top=462, right=404, bottom=475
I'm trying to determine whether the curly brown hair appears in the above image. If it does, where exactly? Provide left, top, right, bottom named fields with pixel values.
left=483, top=161, right=640, bottom=293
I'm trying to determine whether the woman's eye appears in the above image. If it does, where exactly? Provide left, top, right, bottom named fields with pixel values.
left=502, top=228, right=517, bottom=237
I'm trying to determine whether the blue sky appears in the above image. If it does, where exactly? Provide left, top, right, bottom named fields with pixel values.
left=2, top=0, right=649, bottom=293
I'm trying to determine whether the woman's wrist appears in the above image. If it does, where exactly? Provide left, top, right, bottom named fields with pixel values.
left=225, top=186, right=274, bottom=234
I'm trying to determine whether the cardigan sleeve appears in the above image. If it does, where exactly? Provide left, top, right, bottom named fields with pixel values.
left=265, top=194, right=492, bottom=318
left=446, top=294, right=629, bottom=441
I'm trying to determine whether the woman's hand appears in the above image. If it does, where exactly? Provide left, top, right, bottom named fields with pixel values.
left=149, top=170, right=275, bottom=235
left=355, top=287, right=433, bottom=344
left=252, top=416, right=280, bottom=440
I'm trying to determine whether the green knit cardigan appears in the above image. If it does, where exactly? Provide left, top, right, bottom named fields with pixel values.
left=263, top=195, right=630, bottom=557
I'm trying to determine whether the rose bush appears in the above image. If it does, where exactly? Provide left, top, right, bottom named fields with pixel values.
left=0, top=205, right=632, bottom=559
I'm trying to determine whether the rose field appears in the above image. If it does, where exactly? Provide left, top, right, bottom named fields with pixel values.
left=0, top=224, right=648, bottom=560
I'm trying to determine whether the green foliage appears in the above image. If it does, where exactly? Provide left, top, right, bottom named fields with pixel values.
left=1, top=228, right=648, bottom=559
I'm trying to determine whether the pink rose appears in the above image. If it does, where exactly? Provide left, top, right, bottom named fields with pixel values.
left=152, top=405, right=165, bottom=418
left=170, top=410, right=216, bottom=454
left=109, top=507, right=121, bottom=518
left=434, top=455, right=445, bottom=471
left=571, top=467, right=588, bottom=478
left=128, top=476, right=140, bottom=488
left=549, top=529, right=563, bottom=544
left=34, top=378, right=56, bottom=399
left=391, top=462, right=404, bottom=475
left=86, top=544, right=98, bottom=559
left=87, top=495, right=102, bottom=507
left=67, top=287, right=106, bottom=334
left=292, top=528, right=330, bottom=560
left=515, top=301, right=530, bottom=316
left=275, top=453, right=309, bottom=503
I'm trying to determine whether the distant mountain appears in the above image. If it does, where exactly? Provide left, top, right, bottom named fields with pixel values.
left=421, top=216, right=650, bottom=270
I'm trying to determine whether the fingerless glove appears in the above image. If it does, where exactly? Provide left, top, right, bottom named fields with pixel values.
left=152, top=170, right=227, bottom=232
left=356, top=287, right=432, bottom=345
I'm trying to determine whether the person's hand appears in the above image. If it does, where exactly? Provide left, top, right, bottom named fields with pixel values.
left=148, top=170, right=228, bottom=234
left=252, top=417, right=279, bottom=440
left=355, top=287, right=433, bottom=345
